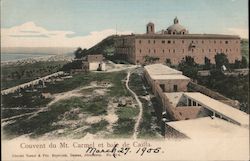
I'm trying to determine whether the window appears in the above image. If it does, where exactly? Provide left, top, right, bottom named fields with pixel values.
left=215, top=49, right=216, bottom=52
left=220, top=40, right=222, bottom=44
left=168, top=40, right=171, bottom=44
left=202, top=49, right=204, bottom=53
left=183, top=49, right=184, bottom=53
left=149, top=49, right=150, bottom=53
left=153, top=40, right=155, bottom=44
left=162, top=40, right=165, bottom=44
left=214, top=40, right=216, bottom=44
left=209, top=49, right=211, bottom=52
left=192, top=49, right=194, bottom=52
left=163, top=49, right=165, bottom=53
left=202, top=40, right=204, bottom=44
left=173, top=49, right=175, bottom=53
left=182, top=40, right=184, bottom=43
left=148, top=40, right=151, bottom=44
left=173, top=85, right=178, bottom=92
left=154, top=49, right=156, bottom=53
left=139, top=40, right=141, bottom=44
left=160, top=84, right=165, bottom=92
left=226, top=49, right=228, bottom=52
left=173, top=40, right=175, bottom=44
left=139, top=49, right=141, bottom=53
left=225, top=41, right=228, bottom=44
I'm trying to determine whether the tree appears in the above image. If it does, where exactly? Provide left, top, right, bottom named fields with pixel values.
left=165, top=58, right=171, bottom=66
left=241, top=56, right=248, bottom=68
left=178, top=56, right=198, bottom=79
left=234, top=59, right=241, bottom=69
left=74, top=47, right=83, bottom=59
left=214, top=53, right=229, bottom=69
left=204, top=57, right=212, bottom=70
left=61, top=60, right=83, bottom=71
left=144, top=55, right=160, bottom=64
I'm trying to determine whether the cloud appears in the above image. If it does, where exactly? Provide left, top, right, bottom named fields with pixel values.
left=225, top=27, right=249, bottom=39
left=1, top=22, right=132, bottom=48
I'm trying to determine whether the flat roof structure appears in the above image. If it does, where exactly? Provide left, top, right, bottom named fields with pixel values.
left=144, top=64, right=182, bottom=76
left=183, top=92, right=249, bottom=127
left=167, top=117, right=249, bottom=139
left=151, top=74, right=190, bottom=80
left=117, top=34, right=240, bottom=39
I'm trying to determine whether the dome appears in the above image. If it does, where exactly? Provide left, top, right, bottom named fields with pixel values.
left=166, top=17, right=188, bottom=34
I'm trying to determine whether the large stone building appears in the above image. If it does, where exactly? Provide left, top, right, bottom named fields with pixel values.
left=115, top=17, right=241, bottom=64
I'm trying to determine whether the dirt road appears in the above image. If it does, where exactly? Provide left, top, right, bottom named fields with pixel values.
left=125, top=70, right=143, bottom=139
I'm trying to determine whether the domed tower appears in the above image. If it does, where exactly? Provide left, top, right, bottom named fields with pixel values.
left=174, top=17, right=179, bottom=24
left=146, top=22, right=155, bottom=34
left=166, top=17, right=188, bottom=35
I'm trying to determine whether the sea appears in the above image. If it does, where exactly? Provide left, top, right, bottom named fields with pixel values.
left=1, top=53, right=54, bottom=62
left=1, top=47, right=75, bottom=62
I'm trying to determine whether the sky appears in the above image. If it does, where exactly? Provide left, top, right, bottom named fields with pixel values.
left=1, top=0, right=248, bottom=48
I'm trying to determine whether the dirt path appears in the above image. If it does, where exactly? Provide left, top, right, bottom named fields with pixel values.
left=28, top=83, right=103, bottom=119
left=125, top=70, right=143, bottom=139
left=2, top=83, right=104, bottom=123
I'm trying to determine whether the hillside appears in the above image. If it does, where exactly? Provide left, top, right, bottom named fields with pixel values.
left=86, top=35, right=117, bottom=57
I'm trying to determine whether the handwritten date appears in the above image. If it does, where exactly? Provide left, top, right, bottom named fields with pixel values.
left=85, top=144, right=162, bottom=158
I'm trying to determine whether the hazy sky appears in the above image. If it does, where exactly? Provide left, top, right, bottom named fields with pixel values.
left=1, top=0, right=248, bottom=48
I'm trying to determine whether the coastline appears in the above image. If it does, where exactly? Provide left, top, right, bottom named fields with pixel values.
left=1, top=54, right=74, bottom=66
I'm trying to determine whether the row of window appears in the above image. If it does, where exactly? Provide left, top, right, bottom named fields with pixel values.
left=138, top=39, right=238, bottom=44
left=139, top=48, right=239, bottom=53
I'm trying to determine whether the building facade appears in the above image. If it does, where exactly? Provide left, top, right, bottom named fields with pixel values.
left=81, top=54, right=105, bottom=71
left=115, top=17, right=241, bottom=65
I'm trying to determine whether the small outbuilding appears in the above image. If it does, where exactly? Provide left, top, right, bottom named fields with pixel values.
left=82, top=54, right=106, bottom=71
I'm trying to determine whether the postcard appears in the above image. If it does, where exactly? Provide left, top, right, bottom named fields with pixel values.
left=1, top=0, right=249, bottom=160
